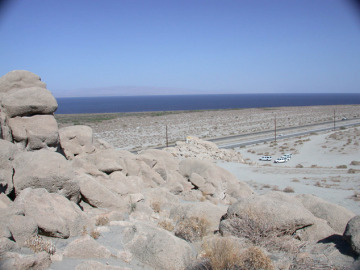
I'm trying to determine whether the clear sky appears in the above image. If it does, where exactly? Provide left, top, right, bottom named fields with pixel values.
left=1, top=0, right=360, bottom=97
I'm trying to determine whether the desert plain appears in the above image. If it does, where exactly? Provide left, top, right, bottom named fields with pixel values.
left=56, top=104, right=360, bottom=215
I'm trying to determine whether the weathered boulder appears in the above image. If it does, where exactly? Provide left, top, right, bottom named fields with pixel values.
left=179, top=159, right=253, bottom=203
left=296, top=194, right=355, bottom=234
left=0, top=251, right=51, bottom=270
left=59, top=125, right=95, bottom=159
left=0, top=139, right=17, bottom=195
left=1, top=87, right=57, bottom=118
left=0, top=237, right=18, bottom=255
left=121, top=222, right=195, bottom=270
left=63, top=235, right=112, bottom=258
left=343, top=215, right=360, bottom=255
left=13, top=150, right=80, bottom=201
left=0, top=70, right=46, bottom=95
left=76, top=174, right=126, bottom=210
left=8, top=115, right=59, bottom=151
left=14, top=188, right=88, bottom=238
left=220, top=192, right=318, bottom=239
left=8, top=215, right=38, bottom=246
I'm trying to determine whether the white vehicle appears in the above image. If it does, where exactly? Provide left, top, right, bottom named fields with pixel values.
left=274, top=157, right=286, bottom=163
left=259, top=156, right=272, bottom=161
left=281, top=154, right=292, bottom=161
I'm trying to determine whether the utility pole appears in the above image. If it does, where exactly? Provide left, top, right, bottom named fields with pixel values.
left=274, top=114, right=277, bottom=142
left=333, top=109, right=336, bottom=131
left=166, top=125, right=169, bottom=147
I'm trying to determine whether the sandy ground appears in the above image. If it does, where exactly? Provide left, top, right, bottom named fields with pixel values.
left=57, top=105, right=360, bottom=151
left=218, top=126, right=360, bottom=214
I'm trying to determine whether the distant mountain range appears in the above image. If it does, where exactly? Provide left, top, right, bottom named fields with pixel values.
left=53, top=86, right=218, bottom=98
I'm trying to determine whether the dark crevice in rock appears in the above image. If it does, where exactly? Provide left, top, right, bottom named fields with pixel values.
left=80, top=194, right=97, bottom=208
left=8, top=188, right=16, bottom=201
left=318, top=234, right=358, bottom=258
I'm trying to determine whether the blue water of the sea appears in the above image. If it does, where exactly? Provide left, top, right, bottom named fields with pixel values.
left=55, top=93, right=360, bottom=114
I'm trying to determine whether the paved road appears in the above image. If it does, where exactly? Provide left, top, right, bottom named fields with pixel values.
left=215, top=120, right=360, bottom=149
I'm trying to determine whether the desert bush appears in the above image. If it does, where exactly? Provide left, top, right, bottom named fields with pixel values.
left=336, top=165, right=347, bottom=169
left=296, top=164, right=303, bottom=168
left=151, top=200, right=162, bottom=213
left=90, top=229, right=100, bottom=239
left=175, top=216, right=210, bottom=242
left=25, top=235, right=56, bottom=255
left=350, top=161, right=360, bottom=166
left=314, top=181, right=322, bottom=187
left=129, top=202, right=137, bottom=213
left=95, top=215, right=110, bottom=226
left=158, top=219, right=174, bottom=232
left=348, top=169, right=357, bottom=174
left=271, top=185, right=280, bottom=191
left=238, top=246, right=275, bottom=270
left=310, top=164, right=318, bottom=168
left=292, top=179, right=300, bottom=182
left=283, top=186, right=295, bottom=193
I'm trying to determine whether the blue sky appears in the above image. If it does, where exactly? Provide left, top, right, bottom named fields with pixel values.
left=0, top=0, right=360, bottom=97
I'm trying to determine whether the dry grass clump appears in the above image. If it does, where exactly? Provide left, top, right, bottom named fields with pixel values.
left=296, top=164, right=304, bottom=168
left=95, top=215, right=110, bottom=226
left=271, top=185, right=280, bottom=191
left=350, top=161, right=360, bottom=166
left=200, top=237, right=274, bottom=270
left=90, top=229, right=101, bottom=239
left=150, top=200, right=162, bottom=213
left=347, top=168, right=358, bottom=174
left=336, top=165, right=347, bottom=169
left=158, top=219, right=174, bottom=232
left=283, top=186, right=295, bottom=193
left=175, top=216, right=210, bottom=242
left=25, top=235, right=56, bottom=255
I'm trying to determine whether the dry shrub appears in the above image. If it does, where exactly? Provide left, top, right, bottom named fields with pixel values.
left=271, top=185, right=280, bottom=191
left=90, top=229, right=100, bottom=239
left=158, top=219, right=174, bottom=232
left=95, top=215, right=109, bottom=226
left=201, top=237, right=275, bottom=270
left=350, top=161, right=360, bottom=166
left=283, top=186, right=295, bottom=193
left=347, top=168, right=357, bottom=174
left=238, top=246, right=275, bottom=270
left=292, top=179, right=300, bottom=182
left=25, top=235, right=56, bottom=255
left=202, top=237, right=242, bottom=270
left=175, top=216, right=210, bottom=242
left=296, top=164, right=304, bottom=168
left=151, top=200, right=161, bottom=213
left=336, top=165, right=347, bottom=169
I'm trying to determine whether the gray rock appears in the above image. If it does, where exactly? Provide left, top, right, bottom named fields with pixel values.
left=0, top=140, right=17, bottom=195
left=63, top=235, right=112, bottom=258
left=8, top=215, right=38, bottom=246
left=13, top=150, right=80, bottom=201
left=122, top=222, right=195, bottom=270
left=0, top=237, right=18, bottom=255
left=1, top=87, right=57, bottom=117
left=343, top=215, right=360, bottom=255
left=75, top=260, right=131, bottom=270
left=0, top=251, right=51, bottom=270
left=14, top=188, right=88, bottom=238
left=0, top=70, right=46, bottom=95
left=76, top=174, right=127, bottom=210
left=296, top=194, right=355, bottom=234
left=59, top=125, right=95, bottom=159
left=8, top=115, right=59, bottom=151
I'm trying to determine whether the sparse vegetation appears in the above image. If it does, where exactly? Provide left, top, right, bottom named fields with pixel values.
left=158, top=219, right=174, bottom=232
left=296, top=164, right=304, bottom=168
left=350, top=161, right=360, bottom=166
left=336, top=165, right=347, bottom=169
left=95, top=215, right=110, bottom=226
left=175, top=216, right=210, bottom=242
left=25, top=235, right=56, bottom=255
left=90, top=229, right=101, bottom=239
left=283, top=186, right=295, bottom=193
left=151, top=200, right=162, bottom=213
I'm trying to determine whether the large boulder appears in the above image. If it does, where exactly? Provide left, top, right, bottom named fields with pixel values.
left=76, top=174, right=127, bottom=210
left=63, top=235, right=112, bottom=258
left=0, top=251, right=51, bottom=270
left=179, top=159, right=253, bottom=203
left=296, top=194, right=355, bottom=234
left=14, top=188, right=88, bottom=238
left=0, top=70, right=46, bottom=95
left=8, top=115, right=59, bottom=151
left=220, top=192, right=327, bottom=241
left=12, top=150, right=80, bottom=201
left=1, top=87, right=57, bottom=118
left=343, top=215, right=360, bottom=255
left=7, top=215, right=38, bottom=246
left=121, top=222, right=195, bottom=270
left=0, top=140, right=17, bottom=195
left=59, top=125, right=95, bottom=159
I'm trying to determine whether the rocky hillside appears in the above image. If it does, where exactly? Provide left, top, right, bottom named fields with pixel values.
left=0, top=70, right=359, bottom=270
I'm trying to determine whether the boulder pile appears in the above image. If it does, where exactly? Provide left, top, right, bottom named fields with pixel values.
left=0, top=70, right=359, bottom=270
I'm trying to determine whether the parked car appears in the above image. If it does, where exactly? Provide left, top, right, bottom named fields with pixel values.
left=259, top=156, right=272, bottom=161
left=281, top=154, right=292, bottom=161
left=274, top=157, right=286, bottom=163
